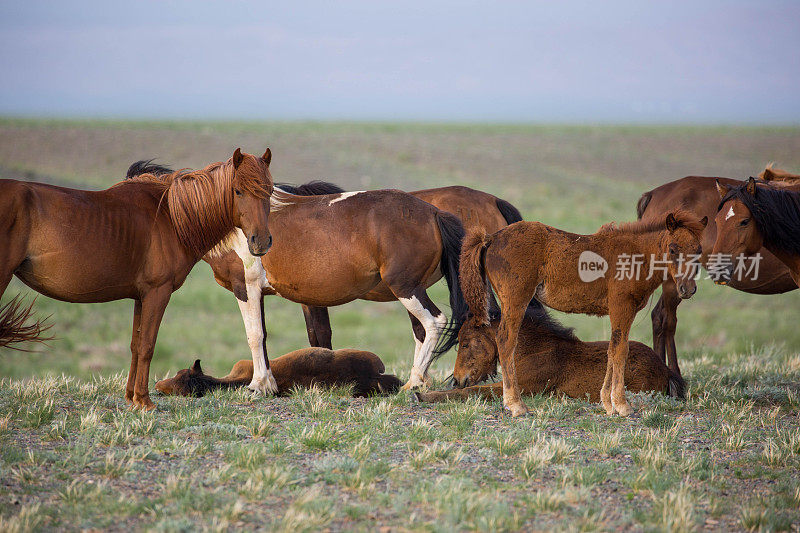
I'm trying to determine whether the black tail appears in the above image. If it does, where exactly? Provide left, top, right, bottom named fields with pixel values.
left=636, top=191, right=653, bottom=220
left=0, top=296, right=52, bottom=350
left=433, top=212, right=468, bottom=356
left=495, top=197, right=524, bottom=225
left=667, top=371, right=686, bottom=400
left=125, top=159, right=173, bottom=179
left=275, top=180, right=345, bottom=196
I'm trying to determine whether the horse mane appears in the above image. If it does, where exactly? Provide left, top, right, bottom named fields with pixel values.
left=276, top=180, right=344, bottom=196
left=124, top=158, right=271, bottom=257
left=598, top=209, right=705, bottom=238
left=719, top=181, right=800, bottom=256
left=125, top=159, right=173, bottom=179
left=758, top=163, right=800, bottom=183
left=488, top=301, right=577, bottom=342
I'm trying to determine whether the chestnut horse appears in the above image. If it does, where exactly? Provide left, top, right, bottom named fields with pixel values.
left=0, top=149, right=274, bottom=409
left=154, top=348, right=401, bottom=397
left=637, top=166, right=800, bottom=376
left=459, top=212, right=706, bottom=417
left=713, top=177, right=800, bottom=287
left=127, top=164, right=469, bottom=391
left=414, top=303, right=685, bottom=404
left=296, top=184, right=523, bottom=349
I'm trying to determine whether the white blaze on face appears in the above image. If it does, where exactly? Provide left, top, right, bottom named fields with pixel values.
left=328, top=191, right=365, bottom=205
left=725, top=205, right=735, bottom=221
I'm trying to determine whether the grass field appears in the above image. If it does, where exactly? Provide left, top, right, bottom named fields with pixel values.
left=1, top=119, right=799, bottom=530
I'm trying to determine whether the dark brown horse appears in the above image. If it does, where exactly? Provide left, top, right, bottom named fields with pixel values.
left=459, top=212, right=706, bottom=416
left=294, top=184, right=523, bottom=349
left=713, top=177, right=800, bottom=287
left=415, top=304, right=685, bottom=404
left=0, top=149, right=274, bottom=409
left=125, top=164, right=470, bottom=391
left=637, top=167, right=800, bottom=376
left=154, top=348, right=401, bottom=397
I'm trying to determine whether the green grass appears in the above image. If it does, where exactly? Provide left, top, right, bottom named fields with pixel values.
left=1, top=120, right=800, bottom=529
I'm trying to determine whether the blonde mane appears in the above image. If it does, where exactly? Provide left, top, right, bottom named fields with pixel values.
left=125, top=157, right=272, bottom=257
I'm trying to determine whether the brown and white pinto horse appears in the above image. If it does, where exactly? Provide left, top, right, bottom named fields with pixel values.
left=637, top=166, right=800, bottom=376
left=713, top=177, right=800, bottom=287
left=459, top=212, right=706, bottom=417
left=0, top=149, right=274, bottom=409
left=128, top=164, right=469, bottom=391
left=297, top=184, right=523, bottom=349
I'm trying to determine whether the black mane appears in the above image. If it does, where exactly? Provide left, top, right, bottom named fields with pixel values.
left=719, top=180, right=800, bottom=256
left=275, top=180, right=345, bottom=196
left=487, top=299, right=577, bottom=342
left=125, top=159, right=174, bottom=180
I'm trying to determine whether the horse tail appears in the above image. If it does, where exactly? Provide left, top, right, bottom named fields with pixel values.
left=459, top=228, right=492, bottom=325
left=667, top=370, right=686, bottom=400
left=432, top=211, right=468, bottom=356
left=495, top=197, right=523, bottom=225
left=0, top=295, right=51, bottom=350
left=636, top=190, right=653, bottom=220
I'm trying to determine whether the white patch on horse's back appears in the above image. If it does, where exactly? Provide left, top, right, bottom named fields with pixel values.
left=725, top=205, right=735, bottom=221
left=328, top=191, right=365, bottom=205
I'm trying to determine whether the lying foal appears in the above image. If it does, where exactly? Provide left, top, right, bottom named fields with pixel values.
left=416, top=304, right=685, bottom=404
left=155, top=347, right=401, bottom=397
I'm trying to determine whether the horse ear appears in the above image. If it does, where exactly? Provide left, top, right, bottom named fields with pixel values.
left=715, top=179, right=731, bottom=199
left=262, top=148, right=272, bottom=166
left=746, top=176, right=758, bottom=196
left=665, top=213, right=679, bottom=233
left=699, top=216, right=708, bottom=228
left=232, top=148, right=244, bottom=170
left=191, top=359, right=203, bottom=374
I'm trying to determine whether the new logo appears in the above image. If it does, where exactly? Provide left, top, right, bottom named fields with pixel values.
left=578, top=251, right=608, bottom=282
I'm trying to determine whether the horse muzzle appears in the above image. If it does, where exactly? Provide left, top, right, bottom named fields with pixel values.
left=248, top=234, right=272, bottom=256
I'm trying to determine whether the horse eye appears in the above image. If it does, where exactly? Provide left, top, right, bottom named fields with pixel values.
left=234, top=189, right=242, bottom=196
left=739, top=218, right=749, bottom=227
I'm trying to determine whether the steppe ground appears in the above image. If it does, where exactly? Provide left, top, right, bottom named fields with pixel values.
left=1, top=119, right=799, bottom=531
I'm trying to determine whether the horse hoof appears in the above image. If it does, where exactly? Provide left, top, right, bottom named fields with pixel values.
left=133, top=396, right=156, bottom=411
left=615, top=403, right=634, bottom=417
left=248, top=376, right=278, bottom=396
left=506, top=403, right=529, bottom=418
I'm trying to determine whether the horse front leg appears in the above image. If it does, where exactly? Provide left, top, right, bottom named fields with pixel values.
left=132, top=286, right=172, bottom=411
left=605, top=307, right=635, bottom=417
left=125, top=300, right=142, bottom=404
left=659, top=280, right=682, bottom=376
left=236, top=279, right=278, bottom=395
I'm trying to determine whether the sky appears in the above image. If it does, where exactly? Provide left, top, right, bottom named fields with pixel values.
left=0, top=1, right=798, bottom=123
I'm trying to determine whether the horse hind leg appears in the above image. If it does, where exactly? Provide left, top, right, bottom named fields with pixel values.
left=302, top=305, right=333, bottom=349
left=393, top=289, right=447, bottom=390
